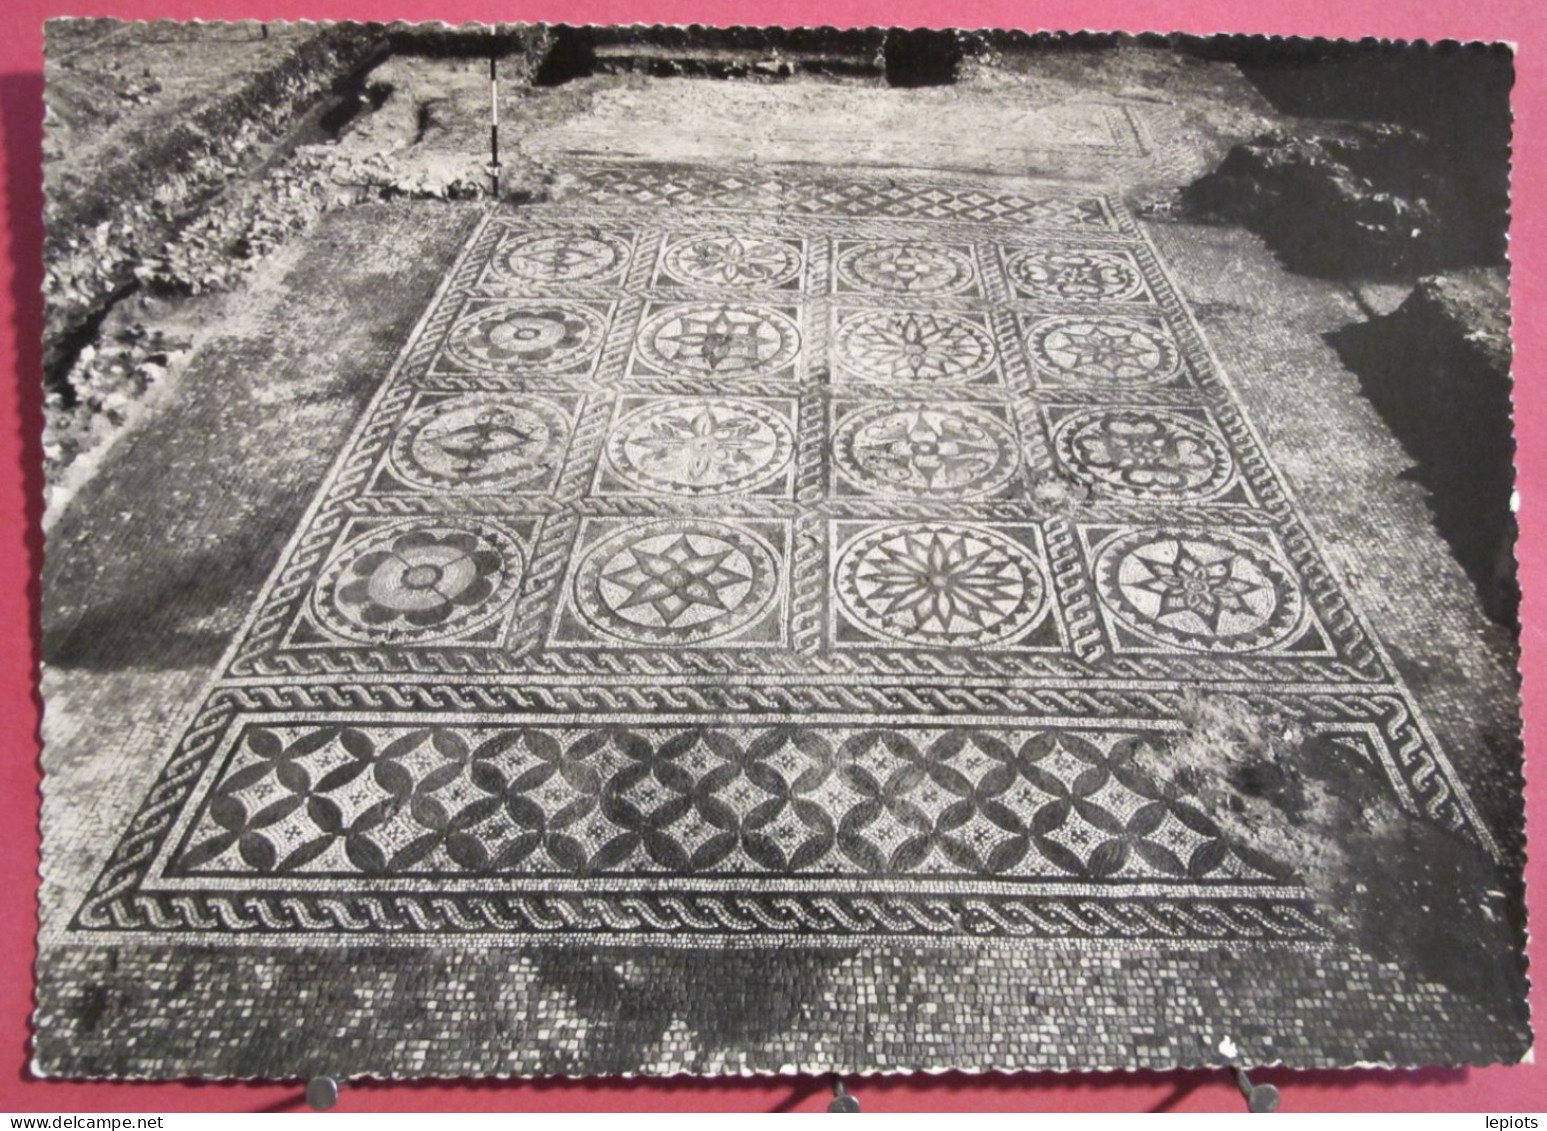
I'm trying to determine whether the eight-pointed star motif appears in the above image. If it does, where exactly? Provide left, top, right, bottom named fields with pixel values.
left=603, top=534, right=753, bottom=627
left=1050, top=325, right=1155, bottom=375
left=576, top=520, right=779, bottom=646
left=1130, top=545, right=1264, bottom=633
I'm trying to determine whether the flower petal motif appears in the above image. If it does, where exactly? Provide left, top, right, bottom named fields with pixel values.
left=1055, top=408, right=1232, bottom=501
left=665, top=234, right=801, bottom=288
left=834, top=310, right=997, bottom=384
left=323, top=525, right=517, bottom=643
left=607, top=399, right=793, bottom=497
left=840, top=405, right=1018, bottom=500
left=837, top=522, right=1047, bottom=647
left=444, top=302, right=601, bottom=374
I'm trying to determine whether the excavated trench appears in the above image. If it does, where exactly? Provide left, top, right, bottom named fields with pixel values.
left=1179, top=40, right=1517, bottom=628
left=1328, top=273, right=1518, bottom=628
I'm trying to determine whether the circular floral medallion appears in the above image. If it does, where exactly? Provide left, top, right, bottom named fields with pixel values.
left=390, top=394, right=570, bottom=492
left=315, top=522, right=523, bottom=644
left=1004, top=249, right=1146, bottom=302
left=444, top=301, right=603, bottom=373
left=604, top=399, right=795, bottom=497
left=835, top=522, right=1048, bottom=647
left=834, top=403, right=1020, bottom=500
left=1093, top=529, right=1305, bottom=653
left=490, top=230, right=631, bottom=283
left=636, top=303, right=801, bottom=377
left=574, top=519, right=780, bottom=646
left=661, top=234, right=802, bottom=289
left=1051, top=408, right=1235, bottom=502
left=1026, top=315, right=1181, bottom=385
left=836, top=242, right=976, bottom=296
left=833, top=310, right=997, bottom=385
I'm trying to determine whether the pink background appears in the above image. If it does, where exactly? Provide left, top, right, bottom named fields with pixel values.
left=1, top=0, right=1543, bottom=1113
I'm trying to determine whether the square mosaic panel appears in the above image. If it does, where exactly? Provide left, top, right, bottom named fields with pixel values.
left=1039, top=403, right=1257, bottom=506
left=831, top=239, right=985, bottom=298
left=472, top=223, right=641, bottom=292
left=1018, top=310, right=1194, bottom=392
left=366, top=390, right=586, bottom=497
left=626, top=300, right=804, bottom=381
left=282, top=515, right=540, bottom=652
left=651, top=231, right=809, bottom=291
left=829, top=307, right=1008, bottom=392
left=828, top=519, right=1066, bottom=652
left=1076, top=524, right=1336, bottom=658
left=827, top=398, right=1028, bottom=503
left=997, top=245, right=1157, bottom=304
left=546, top=516, right=793, bottom=650
left=590, top=394, right=799, bottom=500
left=427, top=296, right=617, bottom=380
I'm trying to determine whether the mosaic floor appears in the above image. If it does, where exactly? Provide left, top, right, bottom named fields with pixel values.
left=45, top=164, right=1518, bottom=1075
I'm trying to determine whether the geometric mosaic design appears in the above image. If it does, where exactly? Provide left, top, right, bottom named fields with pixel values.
left=656, top=233, right=805, bottom=290
left=385, top=392, right=573, bottom=493
left=831, top=401, right=1023, bottom=500
left=1026, top=314, right=1185, bottom=386
left=832, top=521, right=1054, bottom=649
left=832, top=309, right=1000, bottom=386
left=70, top=165, right=1495, bottom=948
left=597, top=396, right=798, bottom=498
left=169, top=723, right=1278, bottom=882
left=834, top=241, right=980, bottom=297
left=631, top=301, right=802, bottom=379
left=1047, top=406, right=1241, bottom=503
left=1002, top=247, right=1152, bottom=303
